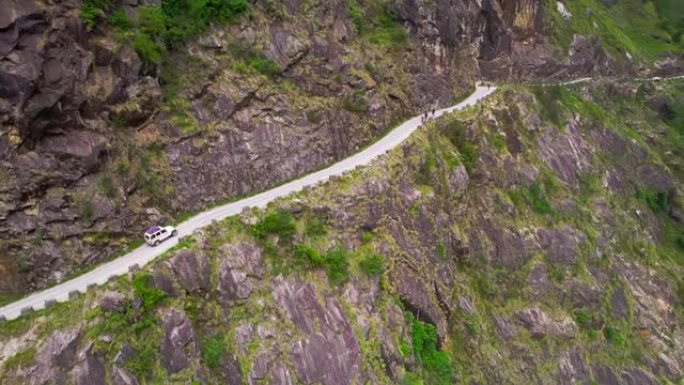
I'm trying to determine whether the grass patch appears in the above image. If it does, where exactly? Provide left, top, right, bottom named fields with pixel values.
left=532, top=85, right=565, bottom=127
left=410, top=318, right=453, bottom=385
left=228, top=44, right=282, bottom=77
left=304, top=216, right=328, bottom=238
left=546, top=0, right=682, bottom=61
left=358, top=252, right=385, bottom=276
left=2, top=347, right=37, bottom=372
left=0, top=293, right=25, bottom=308
left=528, top=182, right=555, bottom=215
left=603, top=324, right=628, bottom=349
left=99, top=175, right=117, bottom=199
left=126, top=342, right=157, bottom=379
left=81, top=0, right=250, bottom=64
left=341, top=91, right=370, bottom=113
left=164, top=236, right=197, bottom=255
left=349, top=0, right=409, bottom=50
left=508, top=181, right=556, bottom=216
left=202, top=335, right=225, bottom=368
left=132, top=273, right=166, bottom=311
left=80, top=0, right=114, bottom=30
left=442, top=121, right=479, bottom=173
left=435, top=242, right=446, bottom=260
left=636, top=187, right=668, bottom=214
left=252, top=209, right=297, bottom=241
left=292, top=243, right=325, bottom=269
left=573, top=309, right=599, bottom=338
left=324, top=245, right=350, bottom=285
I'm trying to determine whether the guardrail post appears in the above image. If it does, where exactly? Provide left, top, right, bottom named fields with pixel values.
left=44, top=299, right=58, bottom=309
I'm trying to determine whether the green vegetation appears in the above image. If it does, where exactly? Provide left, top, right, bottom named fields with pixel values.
left=546, top=0, right=683, bottom=60
left=81, top=0, right=250, bottom=63
left=132, top=273, right=166, bottom=311
left=79, top=196, right=95, bottom=222
left=107, top=9, right=134, bottom=29
left=444, top=121, right=479, bottom=173
left=229, top=44, right=282, bottom=77
left=358, top=252, right=385, bottom=275
left=202, top=335, right=225, bottom=368
left=292, top=243, right=325, bottom=269
left=636, top=187, right=669, bottom=213
left=304, top=216, right=328, bottom=238
left=2, top=347, right=37, bottom=373
left=603, top=324, right=628, bottom=349
left=654, top=0, right=684, bottom=44
left=252, top=209, right=297, bottom=241
left=410, top=319, right=453, bottom=385
left=126, top=342, right=157, bottom=378
left=527, top=182, right=555, bottom=215
left=324, top=245, right=351, bottom=284
left=508, top=181, right=556, bottom=216
left=368, top=8, right=408, bottom=49
left=250, top=208, right=352, bottom=284
left=80, top=0, right=113, bottom=30
left=532, top=85, right=565, bottom=127
left=0, top=293, right=25, bottom=308
left=341, top=91, right=370, bottom=113
left=635, top=186, right=684, bottom=264
left=573, top=309, right=599, bottom=338
left=87, top=275, right=165, bottom=338
left=99, top=175, right=117, bottom=199
left=164, top=236, right=197, bottom=255
left=435, top=242, right=446, bottom=260
left=84, top=272, right=167, bottom=380
left=348, top=0, right=409, bottom=50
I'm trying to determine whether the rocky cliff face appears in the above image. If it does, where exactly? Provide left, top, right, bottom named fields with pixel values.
left=0, top=78, right=682, bottom=384
left=2, top=0, right=653, bottom=293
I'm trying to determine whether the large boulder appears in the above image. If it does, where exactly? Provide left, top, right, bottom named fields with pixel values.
left=556, top=349, right=590, bottom=385
left=273, top=278, right=362, bottom=385
left=536, top=226, right=586, bottom=265
left=15, top=328, right=81, bottom=385
left=536, top=120, right=592, bottom=186
left=72, top=345, right=106, bottom=385
left=515, top=306, right=577, bottom=338
left=217, top=242, right=264, bottom=303
left=111, top=366, right=139, bottom=385
left=166, top=249, right=210, bottom=294
left=99, top=291, right=126, bottom=312
left=160, top=308, right=197, bottom=374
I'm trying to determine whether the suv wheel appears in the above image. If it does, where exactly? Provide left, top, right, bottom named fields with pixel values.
left=154, top=240, right=159, bottom=246
left=172, top=230, right=177, bottom=237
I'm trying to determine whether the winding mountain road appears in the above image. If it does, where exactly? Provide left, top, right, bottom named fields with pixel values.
left=0, top=84, right=497, bottom=321
left=4, top=73, right=684, bottom=321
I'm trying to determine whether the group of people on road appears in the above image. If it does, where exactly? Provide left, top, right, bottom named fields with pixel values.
left=418, top=82, right=493, bottom=124
left=421, top=108, right=436, bottom=123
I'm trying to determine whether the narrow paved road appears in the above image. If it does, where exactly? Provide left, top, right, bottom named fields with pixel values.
left=0, top=84, right=497, bottom=321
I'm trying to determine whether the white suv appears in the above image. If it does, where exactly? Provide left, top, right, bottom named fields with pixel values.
left=144, top=225, right=177, bottom=246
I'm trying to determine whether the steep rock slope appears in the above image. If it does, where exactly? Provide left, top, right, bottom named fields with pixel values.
left=3, top=0, right=680, bottom=294
left=0, top=78, right=682, bottom=384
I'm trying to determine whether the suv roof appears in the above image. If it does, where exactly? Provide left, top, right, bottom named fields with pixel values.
left=145, top=225, right=161, bottom=235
